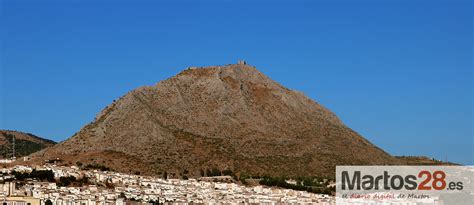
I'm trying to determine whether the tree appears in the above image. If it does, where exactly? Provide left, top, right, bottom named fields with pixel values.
left=58, top=176, right=77, bottom=187
left=78, top=176, right=89, bottom=186
left=13, top=170, right=54, bottom=182
left=119, top=192, right=126, bottom=199
left=209, top=168, right=220, bottom=177
left=222, top=169, right=233, bottom=176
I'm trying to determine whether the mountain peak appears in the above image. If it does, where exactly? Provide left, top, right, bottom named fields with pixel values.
left=36, top=63, right=397, bottom=177
left=173, top=63, right=276, bottom=90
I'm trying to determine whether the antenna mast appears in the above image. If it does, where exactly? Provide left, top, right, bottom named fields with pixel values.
left=12, top=135, right=15, bottom=160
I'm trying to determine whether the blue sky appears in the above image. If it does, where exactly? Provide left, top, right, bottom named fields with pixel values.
left=0, top=0, right=472, bottom=164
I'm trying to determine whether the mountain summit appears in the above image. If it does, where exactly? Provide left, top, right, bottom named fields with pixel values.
left=36, top=63, right=397, bottom=177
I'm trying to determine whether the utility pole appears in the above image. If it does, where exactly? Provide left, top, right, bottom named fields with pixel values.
left=12, top=135, right=15, bottom=160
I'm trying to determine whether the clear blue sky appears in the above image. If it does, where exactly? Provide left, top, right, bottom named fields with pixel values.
left=1, top=0, right=472, bottom=164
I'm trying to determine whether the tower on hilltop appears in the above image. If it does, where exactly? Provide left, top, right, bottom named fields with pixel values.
left=12, top=135, right=16, bottom=160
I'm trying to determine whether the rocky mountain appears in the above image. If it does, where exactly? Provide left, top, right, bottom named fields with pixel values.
left=0, top=130, right=56, bottom=158
left=35, top=63, right=399, bottom=177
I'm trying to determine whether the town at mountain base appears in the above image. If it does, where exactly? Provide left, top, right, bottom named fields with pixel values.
left=33, top=62, right=400, bottom=178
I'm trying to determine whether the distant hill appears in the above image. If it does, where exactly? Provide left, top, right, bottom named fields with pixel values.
left=36, top=63, right=400, bottom=178
left=395, top=156, right=458, bottom=165
left=0, top=130, right=56, bottom=158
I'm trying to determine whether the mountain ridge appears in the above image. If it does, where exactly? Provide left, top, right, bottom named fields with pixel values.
left=0, top=130, right=56, bottom=159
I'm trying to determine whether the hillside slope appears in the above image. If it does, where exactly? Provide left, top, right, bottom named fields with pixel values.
left=0, top=130, right=56, bottom=158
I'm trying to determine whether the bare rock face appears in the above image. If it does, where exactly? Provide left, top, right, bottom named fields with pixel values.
left=37, top=64, right=398, bottom=177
